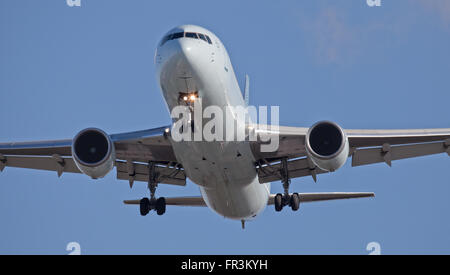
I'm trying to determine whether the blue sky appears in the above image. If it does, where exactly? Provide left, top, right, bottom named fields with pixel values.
left=1, top=0, right=450, bottom=254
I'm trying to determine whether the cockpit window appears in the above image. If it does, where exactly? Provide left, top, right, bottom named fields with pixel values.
left=172, top=32, right=184, bottom=39
left=185, top=32, right=198, bottom=39
left=205, top=35, right=212, bottom=44
left=198, top=33, right=207, bottom=42
left=159, top=34, right=172, bottom=46
left=160, top=31, right=213, bottom=46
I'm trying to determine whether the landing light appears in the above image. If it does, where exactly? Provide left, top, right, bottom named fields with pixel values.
left=183, top=96, right=188, bottom=101
left=190, top=95, right=196, bottom=101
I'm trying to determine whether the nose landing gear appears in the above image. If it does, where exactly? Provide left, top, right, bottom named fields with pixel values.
left=139, top=162, right=167, bottom=216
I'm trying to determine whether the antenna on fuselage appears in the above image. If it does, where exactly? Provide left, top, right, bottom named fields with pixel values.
left=244, top=74, right=250, bottom=106
left=241, top=220, right=245, bottom=230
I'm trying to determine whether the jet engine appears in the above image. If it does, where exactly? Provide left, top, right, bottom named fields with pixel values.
left=305, top=121, right=349, bottom=172
left=72, top=128, right=115, bottom=179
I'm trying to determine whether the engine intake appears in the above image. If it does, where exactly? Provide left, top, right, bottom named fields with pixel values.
left=305, top=121, right=349, bottom=172
left=72, top=128, right=115, bottom=179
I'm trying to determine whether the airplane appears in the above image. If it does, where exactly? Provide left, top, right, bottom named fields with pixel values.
left=1, top=24, right=450, bottom=228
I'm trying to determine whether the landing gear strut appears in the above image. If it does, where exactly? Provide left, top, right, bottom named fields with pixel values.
left=140, top=162, right=166, bottom=216
left=274, top=158, right=300, bottom=212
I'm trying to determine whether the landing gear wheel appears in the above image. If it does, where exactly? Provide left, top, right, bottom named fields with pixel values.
left=140, top=198, right=150, bottom=216
left=156, top=197, right=166, bottom=216
left=274, top=193, right=283, bottom=212
left=291, top=193, right=300, bottom=211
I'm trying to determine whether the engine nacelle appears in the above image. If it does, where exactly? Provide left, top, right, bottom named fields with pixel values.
left=72, top=128, right=115, bottom=179
left=305, top=121, right=349, bottom=172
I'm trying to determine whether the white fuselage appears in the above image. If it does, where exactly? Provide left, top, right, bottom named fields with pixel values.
left=155, top=25, right=270, bottom=220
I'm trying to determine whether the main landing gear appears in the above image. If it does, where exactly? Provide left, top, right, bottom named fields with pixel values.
left=140, top=197, right=166, bottom=216
left=274, top=192, right=300, bottom=212
left=274, top=158, right=300, bottom=212
left=140, top=162, right=166, bottom=216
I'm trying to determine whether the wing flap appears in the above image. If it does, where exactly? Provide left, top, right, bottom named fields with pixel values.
left=258, top=157, right=328, bottom=183
left=0, top=155, right=81, bottom=175
left=352, top=141, right=450, bottom=167
left=116, top=161, right=186, bottom=186
left=347, top=128, right=450, bottom=147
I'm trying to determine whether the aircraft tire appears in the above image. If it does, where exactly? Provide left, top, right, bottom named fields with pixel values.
left=274, top=193, right=283, bottom=212
left=291, top=193, right=300, bottom=211
left=156, top=197, right=166, bottom=216
left=140, top=198, right=150, bottom=216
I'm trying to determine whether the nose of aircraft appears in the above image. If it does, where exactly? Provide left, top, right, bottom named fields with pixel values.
left=178, top=35, right=212, bottom=72
left=156, top=25, right=217, bottom=89
left=177, top=38, right=199, bottom=65
left=158, top=37, right=208, bottom=80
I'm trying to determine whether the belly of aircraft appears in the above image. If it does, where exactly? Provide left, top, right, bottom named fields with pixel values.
left=170, top=139, right=270, bottom=220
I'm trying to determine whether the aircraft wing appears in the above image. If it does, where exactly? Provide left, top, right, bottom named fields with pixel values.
left=253, top=125, right=450, bottom=183
left=0, top=126, right=186, bottom=187
left=2, top=124, right=450, bottom=186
